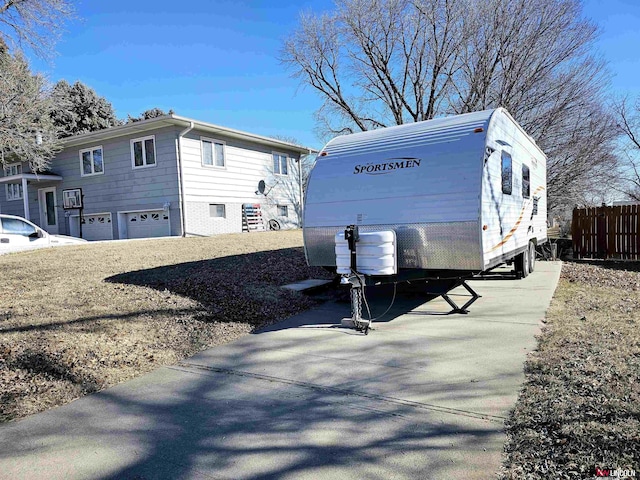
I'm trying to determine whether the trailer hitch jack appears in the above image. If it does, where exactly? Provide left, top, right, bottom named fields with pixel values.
left=340, top=225, right=372, bottom=334
left=340, top=275, right=371, bottom=334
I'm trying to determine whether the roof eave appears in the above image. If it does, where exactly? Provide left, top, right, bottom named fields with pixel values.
left=61, top=114, right=318, bottom=155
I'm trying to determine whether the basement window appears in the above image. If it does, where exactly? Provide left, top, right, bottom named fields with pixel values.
left=209, top=204, right=226, bottom=218
left=501, top=151, right=512, bottom=195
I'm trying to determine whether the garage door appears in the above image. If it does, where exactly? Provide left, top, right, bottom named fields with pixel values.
left=80, top=214, right=113, bottom=241
left=126, top=210, right=170, bottom=239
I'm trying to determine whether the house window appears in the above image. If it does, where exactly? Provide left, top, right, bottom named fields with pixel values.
left=273, top=153, right=288, bottom=176
left=4, top=163, right=23, bottom=201
left=202, top=138, right=225, bottom=167
left=501, top=151, right=512, bottom=195
left=79, top=146, right=104, bottom=176
left=209, top=204, right=226, bottom=218
left=278, top=205, right=288, bottom=217
left=131, top=135, right=156, bottom=168
left=522, top=164, right=530, bottom=198
left=4, top=163, right=22, bottom=176
left=6, top=183, right=23, bottom=201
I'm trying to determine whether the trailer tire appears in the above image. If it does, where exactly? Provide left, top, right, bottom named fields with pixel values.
left=528, top=241, right=536, bottom=274
left=515, top=248, right=529, bottom=279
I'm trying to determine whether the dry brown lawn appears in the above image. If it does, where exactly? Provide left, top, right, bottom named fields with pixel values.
left=5, top=234, right=640, bottom=476
left=501, top=261, right=640, bottom=478
left=0, top=230, right=332, bottom=422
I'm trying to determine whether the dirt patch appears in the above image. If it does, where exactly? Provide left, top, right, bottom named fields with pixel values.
left=500, top=261, right=640, bottom=478
left=0, top=231, right=333, bottom=422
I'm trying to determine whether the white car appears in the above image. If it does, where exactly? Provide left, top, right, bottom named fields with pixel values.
left=0, top=214, right=87, bottom=254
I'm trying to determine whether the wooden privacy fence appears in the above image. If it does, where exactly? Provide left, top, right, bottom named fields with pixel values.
left=572, top=205, right=640, bottom=260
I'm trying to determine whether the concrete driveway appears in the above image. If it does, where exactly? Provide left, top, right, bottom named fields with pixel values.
left=0, top=262, right=561, bottom=480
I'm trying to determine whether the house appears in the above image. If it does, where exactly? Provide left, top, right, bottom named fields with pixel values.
left=0, top=115, right=314, bottom=240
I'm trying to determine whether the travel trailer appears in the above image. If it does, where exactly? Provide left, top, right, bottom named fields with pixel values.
left=303, top=108, right=547, bottom=330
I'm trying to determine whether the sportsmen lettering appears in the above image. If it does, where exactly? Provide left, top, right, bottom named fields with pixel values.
left=353, top=158, right=421, bottom=175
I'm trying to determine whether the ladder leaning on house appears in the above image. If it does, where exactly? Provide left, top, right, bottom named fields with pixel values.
left=242, top=204, right=266, bottom=232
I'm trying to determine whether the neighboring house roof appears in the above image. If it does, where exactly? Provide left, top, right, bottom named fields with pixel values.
left=61, top=114, right=318, bottom=155
left=0, top=173, right=63, bottom=184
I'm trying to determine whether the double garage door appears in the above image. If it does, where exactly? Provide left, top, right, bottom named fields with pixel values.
left=125, top=210, right=170, bottom=239
left=73, top=210, right=170, bottom=240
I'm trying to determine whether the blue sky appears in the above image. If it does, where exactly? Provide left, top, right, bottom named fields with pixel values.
left=29, top=0, right=640, bottom=150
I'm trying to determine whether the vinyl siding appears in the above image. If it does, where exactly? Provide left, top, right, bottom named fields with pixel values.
left=180, top=130, right=302, bottom=234
left=43, top=126, right=181, bottom=238
left=1, top=124, right=306, bottom=239
left=0, top=162, right=31, bottom=218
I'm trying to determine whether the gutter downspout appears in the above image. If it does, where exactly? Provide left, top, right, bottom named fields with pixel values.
left=176, top=121, right=194, bottom=237
left=22, top=176, right=29, bottom=220
left=297, top=148, right=313, bottom=228
left=297, top=155, right=303, bottom=228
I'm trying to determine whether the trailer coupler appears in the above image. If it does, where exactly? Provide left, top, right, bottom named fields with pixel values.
left=340, top=275, right=371, bottom=334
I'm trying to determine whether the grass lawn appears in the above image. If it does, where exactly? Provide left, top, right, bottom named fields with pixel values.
left=3, top=233, right=639, bottom=475
left=501, top=261, right=640, bottom=478
left=0, top=230, right=331, bottom=422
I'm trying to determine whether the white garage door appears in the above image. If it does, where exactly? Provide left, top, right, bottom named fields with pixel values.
left=80, top=214, right=113, bottom=241
left=126, top=210, right=170, bottom=239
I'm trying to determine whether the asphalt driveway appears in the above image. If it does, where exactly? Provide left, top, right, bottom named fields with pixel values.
left=0, top=262, right=561, bottom=480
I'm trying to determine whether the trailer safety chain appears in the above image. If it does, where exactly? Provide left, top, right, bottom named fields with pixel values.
left=341, top=270, right=399, bottom=335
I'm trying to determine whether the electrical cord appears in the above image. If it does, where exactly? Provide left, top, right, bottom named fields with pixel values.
left=362, top=281, right=397, bottom=321
left=350, top=268, right=398, bottom=321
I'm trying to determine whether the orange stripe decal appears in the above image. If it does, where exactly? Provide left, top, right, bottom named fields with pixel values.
left=486, top=186, right=545, bottom=253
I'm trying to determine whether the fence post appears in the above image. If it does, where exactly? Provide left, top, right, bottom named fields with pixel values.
left=572, top=208, right=581, bottom=259
left=597, top=208, right=606, bottom=259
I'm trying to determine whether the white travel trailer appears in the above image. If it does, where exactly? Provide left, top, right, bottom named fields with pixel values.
left=303, top=108, right=547, bottom=328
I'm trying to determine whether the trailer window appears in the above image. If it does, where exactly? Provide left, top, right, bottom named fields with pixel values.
left=522, top=165, right=530, bottom=198
left=501, top=152, right=512, bottom=195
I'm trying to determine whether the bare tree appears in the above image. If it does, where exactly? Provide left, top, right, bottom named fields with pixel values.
left=282, top=0, right=618, bottom=213
left=284, top=0, right=465, bottom=135
left=613, top=97, right=640, bottom=201
left=264, top=135, right=317, bottom=226
left=0, top=50, right=60, bottom=171
left=268, top=133, right=317, bottom=194
left=0, top=0, right=74, bottom=59
left=0, top=0, right=75, bottom=172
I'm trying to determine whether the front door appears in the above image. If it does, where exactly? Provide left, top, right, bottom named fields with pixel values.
left=38, top=187, right=59, bottom=234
